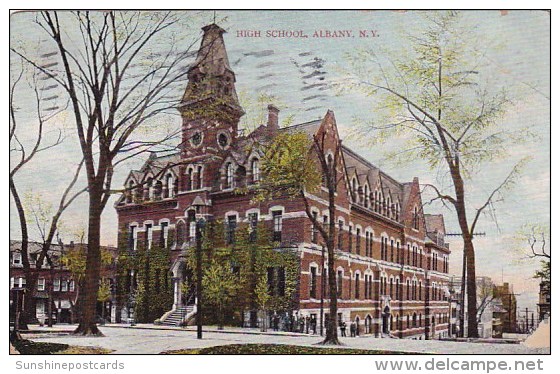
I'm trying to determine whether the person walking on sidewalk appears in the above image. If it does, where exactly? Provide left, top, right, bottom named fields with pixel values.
left=340, top=321, right=347, bottom=337
left=350, top=321, right=356, bottom=337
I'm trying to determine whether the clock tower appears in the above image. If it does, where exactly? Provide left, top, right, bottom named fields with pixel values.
left=179, top=24, right=244, bottom=159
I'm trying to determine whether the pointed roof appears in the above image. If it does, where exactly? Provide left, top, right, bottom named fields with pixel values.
left=189, top=24, right=233, bottom=77
left=180, top=24, right=243, bottom=116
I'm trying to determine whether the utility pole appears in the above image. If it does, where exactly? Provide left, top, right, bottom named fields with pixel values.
left=319, top=245, right=325, bottom=337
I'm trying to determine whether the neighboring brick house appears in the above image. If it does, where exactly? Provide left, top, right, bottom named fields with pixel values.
left=9, top=240, right=118, bottom=325
left=114, top=23, right=452, bottom=339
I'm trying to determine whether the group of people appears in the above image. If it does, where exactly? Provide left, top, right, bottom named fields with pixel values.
left=338, top=320, right=359, bottom=337
left=268, top=313, right=360, bottom=337
left=271, top=313, right=318, bottom=334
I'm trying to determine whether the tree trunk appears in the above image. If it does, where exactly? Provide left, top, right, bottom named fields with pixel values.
left=10, top=177, right=32, bottom=330
left=451, top=169, right=479, bottom=338
left=73, top=190, right=103, bottom=336
left=322, top=190, right=341, bottom=345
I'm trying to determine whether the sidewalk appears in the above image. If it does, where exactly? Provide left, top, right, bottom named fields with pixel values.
left=27, top=323, right=317, bottom=338
left=523, top=319, right=550, bottom=349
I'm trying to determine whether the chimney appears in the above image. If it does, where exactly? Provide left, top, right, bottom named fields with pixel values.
left=267, top=104, right=279, bottom=131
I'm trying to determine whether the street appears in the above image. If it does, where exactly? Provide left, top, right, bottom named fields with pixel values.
left=21, top=324, right=550, bottom=355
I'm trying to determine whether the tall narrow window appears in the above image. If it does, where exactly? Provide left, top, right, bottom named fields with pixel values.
left=187, top=210, right=196, bottom=241
left=53, top=278, right=60, bottom=291
left=337, top=270, right=343, bottom=298
left=226, top=215, right=237, bottom=244
left=128, top=225, right=137, bottom=251
left=196, top=166, right=203, bottom=189
left=355, top=273, right=360, bottom=299
left=145, top=224, right=153, bottom=250
left=413, top=206, right=419, bottom=229
left=272, top=210, right=282, bottom=242
left=348, top=225, right=353, bottom=253
left=126, top=181, right=134, bottom=203
left=390, top=239, right=394, bottom=262
left=356, top=228, right=361, bottom=255
left=176, top=221, right=186, bottom=247
left=186, top=168, right=193, bottom=191
left=251, top=158, right=260, bottom=183
left=311, top=211, right=318, bottom=244
left=338, top=220, right=344, bottom=250
left=160, top=222, right=169, bottom=248
left=37, top=278, right=45, bottom=291
left=166, top=174, right=173, bottom=197
left=310, top=266, right=317, bottom=299
left=225, top=163, right=234, bottom=189
left=248, top=212, right=258, bottom=242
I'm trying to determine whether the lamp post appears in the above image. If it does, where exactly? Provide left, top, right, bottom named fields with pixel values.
left=192, top=196, right=207, bottom=340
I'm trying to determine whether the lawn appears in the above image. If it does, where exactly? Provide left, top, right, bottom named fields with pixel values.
left=12, top=340, right=112, bottom=355
left=161, top=344, right=413, bottom=355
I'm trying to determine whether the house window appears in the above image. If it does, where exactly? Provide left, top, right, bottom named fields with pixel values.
left=311, top=211, right=318, bottom=244
left=126, top=181, right=134, bottom=203
left=196, top=166, right=203, bottom=189
left=61, top=279, right=68, bottom=292
left=187, top=210, right=196, bottom=241
left=310, top=266, right=317, bottom=299
left=390, top=239, right=394, bottom=262
left=248, top=212, right=258, bottom=242
left=251, top=158, right=260, bottom=183
left=355, top=273, right=360, bottom=299
left=337, top=270, right=343, bottom=298
left=272, top=210, right=282, bottom=242
left=37, top=278, right=45, bottom=291
left=348, top=225, right=353, bottom=253
left=165, top=174, right=173, bottom=198
left=337, top=220, right=344, bottom=250
left=69, top=280, right=75, bottom=292
left=145, top=224, right=153, bottom=250
left=396, top=241, right=401, bottom=264
left=225, top=163, right=234, bottom=189
left=226, top=215, right=237, bottom=244
left=186, top=168, right=193, bottom=191
left=12, top=252, right=22, bottom=266
left=356, top=228, right=361, bottom=255
left=53, top=278, right=60, bottom=292
left=160, top=222, right=169, bottom=248
left=128, top=225, right=137, bottom=251
left=390, top=278, right=394, bottom=298
left=396, top=278, right=400, bottom=300
left=176, top=220, right=186, bottom=247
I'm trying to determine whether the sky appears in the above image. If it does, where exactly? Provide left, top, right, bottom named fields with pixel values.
left=9, top=10, right=550, bottom=314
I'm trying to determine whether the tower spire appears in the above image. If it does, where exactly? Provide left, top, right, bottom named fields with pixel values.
left=180, top=24, right=243, bottom=118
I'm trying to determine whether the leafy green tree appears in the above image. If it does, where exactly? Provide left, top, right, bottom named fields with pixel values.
left=254, top=275, right=271, bottom=332
left=202, top=260, right=240, bottom=330
left=257, top=129, right=343, bottom=345
left=339, top=11, right=531, bottom=338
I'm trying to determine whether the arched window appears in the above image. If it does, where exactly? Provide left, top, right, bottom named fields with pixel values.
left=225, top=162, right=234, bottom=189
left=165, top=174, right=173, bottom=198
left=187, top=210, right=196, bottom=241
left=147, top=178, right=154, bottom=200
left=251, top=158, right=260, bottom=183
left=186, top=168, right=193, bottom=191
left=154, top=180, right=163, bottom=200
left=175, top=221, right=186, bottom=247
left=197, top=166, right=203, bottom=189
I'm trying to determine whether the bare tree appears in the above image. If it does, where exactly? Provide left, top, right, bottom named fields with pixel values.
left=10, top=59, right=85, bottom=331
left=12, top=11, right=201, bottom=335
left=340, top=11, right=531, bottom=338
left=476, top=281, right=496, bottom=324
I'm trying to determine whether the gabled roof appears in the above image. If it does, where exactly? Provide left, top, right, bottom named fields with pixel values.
left=425, top=214, right=446, bottom=235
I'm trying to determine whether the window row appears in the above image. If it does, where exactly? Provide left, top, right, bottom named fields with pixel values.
left=9, top=277, right=75, bottom=292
